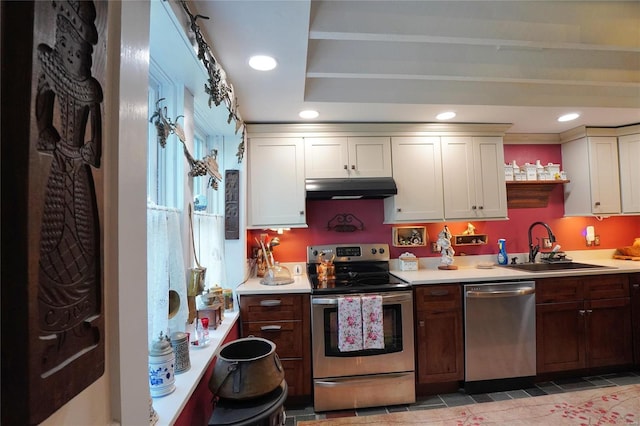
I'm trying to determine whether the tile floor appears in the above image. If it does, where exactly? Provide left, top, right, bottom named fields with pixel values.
left=283, top=371, right=640, bottom=425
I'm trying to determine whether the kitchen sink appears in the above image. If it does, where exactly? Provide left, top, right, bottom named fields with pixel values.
left=501, top=262, right=613, bottom=273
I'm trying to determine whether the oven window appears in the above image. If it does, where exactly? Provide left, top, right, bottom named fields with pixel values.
left=323, top=303, right=403, bottom=357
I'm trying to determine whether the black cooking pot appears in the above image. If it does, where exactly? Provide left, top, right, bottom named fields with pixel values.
left=209, top=337, right=284, bottom=400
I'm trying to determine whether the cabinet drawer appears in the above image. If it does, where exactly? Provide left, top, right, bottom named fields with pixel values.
left=240, top=295, right=304, bottom=322
left=536, top=277, right=583, bottom=303
left=242, top=321, right=303, bottom=358
left=415, top=285, right=461, bottom=311
left=584, top=275, right=629, bottom=300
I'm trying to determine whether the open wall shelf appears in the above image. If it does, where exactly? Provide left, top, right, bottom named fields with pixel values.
left=506, top=180, right=569, bottom=209
left=453, top=234, right=488, bottom=246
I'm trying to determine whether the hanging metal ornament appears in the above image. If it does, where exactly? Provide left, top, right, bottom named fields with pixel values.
left=149, top=99, right=223, bottom=189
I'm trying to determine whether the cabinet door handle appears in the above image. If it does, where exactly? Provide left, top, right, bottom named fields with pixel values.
left=260, top=299, right=282, bottom=307
left=260, top=325, right=282, bottom=331
left=579, top=309, right=586, bottom=316
left=478, top=206, right=484, bottom=210
left=418, top=320, right=425, bottom=328
left=397, top=208, right=402, bottom=212
left=430, top=290, right=449, bottom=296
left=351, top=164, right=356, bottom=170
left=343, top=164, right=348, bottom=170
left=471, top=205, right=477, bottom=210
left=595, top=201, right=601, bottom=207
left=586, top=309, right=593, bottom=314
left=299, top=210, right=304, bottom=215
left=632, top=284, right=639, bottom=289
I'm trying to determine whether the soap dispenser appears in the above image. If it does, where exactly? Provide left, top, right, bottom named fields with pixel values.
left=497, top=239, right=508, bottom=265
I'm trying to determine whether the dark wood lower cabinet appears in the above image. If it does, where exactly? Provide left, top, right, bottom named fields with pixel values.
left=536, top=274, right=632, bottom=375
left=536, top=300, right=586, bottom=373
left=631, top=274, right=640, bottom=366
left=414, top=285, right=464, bottom=384
left=239, top=294, right=311, bottom=403
left=587, top=297, right=632, bottom=368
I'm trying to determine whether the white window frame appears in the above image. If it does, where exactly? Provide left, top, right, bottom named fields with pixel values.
left=147, top=58, right=182, bottom=209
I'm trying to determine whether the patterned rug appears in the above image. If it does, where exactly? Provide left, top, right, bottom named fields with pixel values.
left=298, top=384, right=640, bottom=425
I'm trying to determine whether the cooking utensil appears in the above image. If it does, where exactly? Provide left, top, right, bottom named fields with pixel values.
left=268, top=237, right=280, bottom=265
left=259, top=239, right=271, bottom=269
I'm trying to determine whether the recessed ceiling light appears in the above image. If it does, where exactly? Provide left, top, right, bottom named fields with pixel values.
left=558, top=112, right=580, bottom=122
left=436, top=111, right=456, bottom=120
left=299, top=110, right=319, bottom=119
left=248, top=55, right=277, bottom=71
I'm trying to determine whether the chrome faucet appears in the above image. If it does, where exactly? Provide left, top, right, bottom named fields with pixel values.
left=528, top=222, right=556, bottom=263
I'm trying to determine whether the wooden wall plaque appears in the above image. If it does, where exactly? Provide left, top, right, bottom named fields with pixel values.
left=225, top=170, right=240, bottom=239
left=1, top=1, right=107, bottom=423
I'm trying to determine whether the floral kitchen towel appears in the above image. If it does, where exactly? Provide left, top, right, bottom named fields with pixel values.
left=338, top=296, right=363, bottom=352
left=362, top=295, right=384, bottom=349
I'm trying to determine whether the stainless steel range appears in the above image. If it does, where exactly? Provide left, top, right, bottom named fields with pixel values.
left=308, top=243, right=415, bottom=412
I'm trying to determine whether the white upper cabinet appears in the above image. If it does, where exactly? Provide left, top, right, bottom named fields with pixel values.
left=305, top=137, right=392, bottom=178
left=384, top=137, right=444, bottom=222
left=247, top=137, right=306, bottom=227
left=441, top=136, right=507, bottom=220
left=562, top=136, right=621, bottom=216
left=618, top=133, right=640, bottom=214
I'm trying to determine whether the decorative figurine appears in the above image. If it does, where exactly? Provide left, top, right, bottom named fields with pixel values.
left=462, top=222, right=476, bottom=235
left=437, top=225, right=458, bottom=270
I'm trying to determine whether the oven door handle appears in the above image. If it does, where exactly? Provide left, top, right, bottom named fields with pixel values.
left=312, top=293, right=412, bottom=306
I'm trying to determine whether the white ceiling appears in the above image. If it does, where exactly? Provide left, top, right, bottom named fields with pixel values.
left=192, top=1, right=639, bottom=133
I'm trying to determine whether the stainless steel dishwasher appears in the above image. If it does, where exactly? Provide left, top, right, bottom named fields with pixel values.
left=464, top=281, right=536, bottom=393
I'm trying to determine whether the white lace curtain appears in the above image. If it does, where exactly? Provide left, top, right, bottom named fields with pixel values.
left=193, top=212, right=226, bottom=290
left=147, top=202, right=188, bottom=346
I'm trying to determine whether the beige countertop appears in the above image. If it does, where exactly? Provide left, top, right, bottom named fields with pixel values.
left=235, top=274, right=312, bottom=295
left=390, top=249, right=640, bottom=285
left=391, top=257, right=640, bottom=285
left=234, top=251, right=640, bottom=295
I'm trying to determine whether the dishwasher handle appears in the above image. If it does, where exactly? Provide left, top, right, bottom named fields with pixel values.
left=466, top=286, right=535, bottom=298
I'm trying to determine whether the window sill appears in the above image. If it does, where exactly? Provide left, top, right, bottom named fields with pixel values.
left=152, top=310, right=239, bottom=426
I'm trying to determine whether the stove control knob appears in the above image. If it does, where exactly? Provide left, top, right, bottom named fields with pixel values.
left=370, top=248, right=377, bottom=254
left=379, top=247, right=385, bottom=254
left=312, top=250, right=318, bottom=256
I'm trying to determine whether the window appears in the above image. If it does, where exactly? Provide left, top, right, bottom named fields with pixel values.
left=147, top=60, right=182, bottom=208
left=192, top=129, right=223, bottom=215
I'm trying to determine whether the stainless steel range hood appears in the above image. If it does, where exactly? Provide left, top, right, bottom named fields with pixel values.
left=305, top=177, right=398, bottom=200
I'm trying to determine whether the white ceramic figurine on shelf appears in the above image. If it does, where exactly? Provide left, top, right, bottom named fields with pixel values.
left=437, top=225, right=458, bottom=270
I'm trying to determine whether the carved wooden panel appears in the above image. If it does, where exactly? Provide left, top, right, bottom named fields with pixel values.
left=225, top=169, right=240, bottom=239
left=1, top=1, right=107, bottom=423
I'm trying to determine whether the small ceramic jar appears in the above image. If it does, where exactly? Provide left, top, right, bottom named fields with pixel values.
left=148, top=333, right=176, bottom=398
left=171, top=331, right=191, bottom=374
